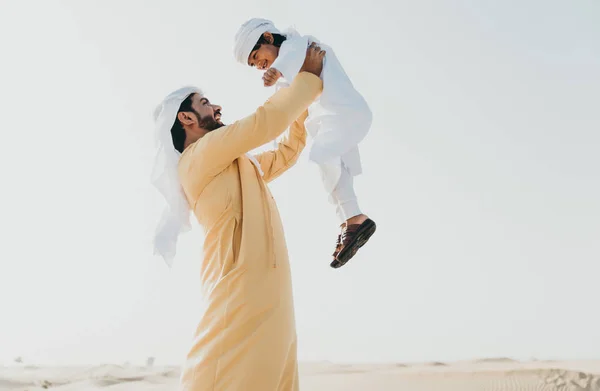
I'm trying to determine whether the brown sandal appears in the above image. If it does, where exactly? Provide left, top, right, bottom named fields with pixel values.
left=330, top=219, right=376, bottom=268
left=332, top=234, right=343, bottom=259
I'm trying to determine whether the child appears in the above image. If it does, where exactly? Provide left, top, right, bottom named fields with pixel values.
left=234, top=18, right=376, bottom=268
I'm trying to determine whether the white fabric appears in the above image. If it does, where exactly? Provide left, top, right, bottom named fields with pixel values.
left=234, top=18, right=280, bottom=65
left=329, top=163, right=361, bottom=222
left=151, top=86, right=201, bottom=267
left=272, top=25, right=373, bottom=194
left=233, top=18, right=372, bottom=215
left=151, top=87, right=263, bottom=267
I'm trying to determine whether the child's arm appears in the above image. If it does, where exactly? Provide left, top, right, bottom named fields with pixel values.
left=253, top=110, right=308, bottom=183
left=268, top=36, right=310, bottom=85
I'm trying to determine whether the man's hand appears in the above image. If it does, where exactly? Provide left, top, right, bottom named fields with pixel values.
left=263, top=68, right=282, bottom=87
left=299, top=42, right=326, bottom=77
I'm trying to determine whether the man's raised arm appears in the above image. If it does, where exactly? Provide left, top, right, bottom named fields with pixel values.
left=184, top=44, right=326, bottom=179
left=254, top=110, right=309, bottom=183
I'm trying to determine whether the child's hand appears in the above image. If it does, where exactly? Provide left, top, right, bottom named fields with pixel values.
left=263, top=68, right=282, bottom=87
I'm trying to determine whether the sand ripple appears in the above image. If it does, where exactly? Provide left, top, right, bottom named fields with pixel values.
left=1, top=361, right=598, bottom=390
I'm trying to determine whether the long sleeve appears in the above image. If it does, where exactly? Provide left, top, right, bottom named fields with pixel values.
left=271, top=36, right=309, bottom=84
left=254, top=110, right=308, bottom=183
left=182, top=72, right=322, bottom=182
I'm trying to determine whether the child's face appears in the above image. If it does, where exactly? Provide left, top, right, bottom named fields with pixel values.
left=248, top=34, right=280, bottom=71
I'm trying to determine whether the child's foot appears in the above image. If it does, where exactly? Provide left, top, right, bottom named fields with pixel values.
left=330, top=216, right=376, bottom=269
left=346, top=214, right=369, bottom=226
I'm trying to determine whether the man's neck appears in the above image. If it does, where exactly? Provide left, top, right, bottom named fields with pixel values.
left=183, top=128, right=209, bottom=150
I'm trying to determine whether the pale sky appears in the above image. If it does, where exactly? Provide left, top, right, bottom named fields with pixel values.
left=0, top=0, right=599, bottom=366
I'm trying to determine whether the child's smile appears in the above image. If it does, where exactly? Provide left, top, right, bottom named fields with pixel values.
left=248, top=43, right=279, bottom=70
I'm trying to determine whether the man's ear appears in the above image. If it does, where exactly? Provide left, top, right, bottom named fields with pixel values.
left=263, top=32, right=274, bottom=44
left=177, top=111, right=195, bottom=126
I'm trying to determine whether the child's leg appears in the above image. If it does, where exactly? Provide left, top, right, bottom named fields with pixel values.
left=330, top=163, right=362, bottom=224
left=327, top=163, right=376, bottom=268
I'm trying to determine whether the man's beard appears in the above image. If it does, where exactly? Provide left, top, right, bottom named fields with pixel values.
left=194, top=110, right=225, bottom=132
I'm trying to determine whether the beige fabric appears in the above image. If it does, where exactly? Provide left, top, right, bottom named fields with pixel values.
left=177, top=73, right=322, bottom=390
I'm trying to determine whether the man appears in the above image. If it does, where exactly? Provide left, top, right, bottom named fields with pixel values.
left=151, top=44, right=325, bottom=390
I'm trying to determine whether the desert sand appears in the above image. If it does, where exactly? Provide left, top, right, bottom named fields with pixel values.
left=1, top=359, right=599, bottom=390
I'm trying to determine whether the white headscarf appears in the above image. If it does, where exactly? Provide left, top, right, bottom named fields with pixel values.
left=151, top=86, right=202, bottom=267
left=151, top=87, right=265, bottom=267
left=234, top=18, right=280, bottom=65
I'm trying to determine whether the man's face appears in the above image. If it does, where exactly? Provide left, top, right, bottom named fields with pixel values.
left=248, top=34, right=280, bottom=71
left=189, top=94, right=224, bottom=131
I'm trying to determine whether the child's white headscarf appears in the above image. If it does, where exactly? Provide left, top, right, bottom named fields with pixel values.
left=233, top=18, right=280, bottom=65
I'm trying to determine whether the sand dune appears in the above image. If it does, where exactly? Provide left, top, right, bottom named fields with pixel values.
left=1, top=360, right=599, bottom=390
left=472, top=357, right=518, bottom=364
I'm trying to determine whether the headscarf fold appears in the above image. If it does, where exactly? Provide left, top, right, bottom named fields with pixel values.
left=151, top=86, right=202, bottom=267
left=234, top=18, right=280, bottom=65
